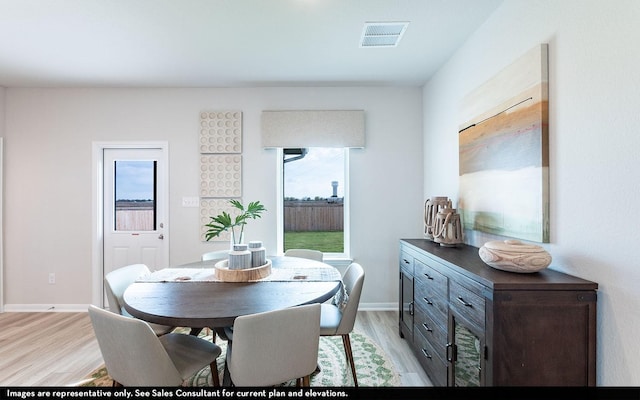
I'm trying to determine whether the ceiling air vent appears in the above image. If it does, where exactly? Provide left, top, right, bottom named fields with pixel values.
left=360, top=21, right=409, bottom=48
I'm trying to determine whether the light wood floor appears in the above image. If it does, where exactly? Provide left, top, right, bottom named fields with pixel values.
left=0, top=310, right=432, bottom=387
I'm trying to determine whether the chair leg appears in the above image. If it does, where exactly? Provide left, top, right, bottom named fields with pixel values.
left=189, top=327, right=218, bottom=341
left=341, top=334, right=358, bottom=387
left=301, top=375, right=310, bottom=386
left=210, top=361, right=220, bottom=387
left=214, top=327, right=231, bottom=341
left=222, top=340, right=232, bottom=386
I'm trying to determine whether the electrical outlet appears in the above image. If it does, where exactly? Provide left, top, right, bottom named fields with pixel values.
left=182, top=197, right=200, bottom=207
left=48, top=273, right=55, bottom=284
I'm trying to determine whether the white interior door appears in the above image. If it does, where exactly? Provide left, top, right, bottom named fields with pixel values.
left=103, top=147, right=168, bottom=289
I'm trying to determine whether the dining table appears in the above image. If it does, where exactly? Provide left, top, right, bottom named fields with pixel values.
left=122, top=255, right=343, bottom=329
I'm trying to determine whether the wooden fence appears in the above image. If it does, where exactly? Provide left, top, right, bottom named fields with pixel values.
left=284, top=200, right=343, bottom=232
left=115, top=202, right=154, bottom=231
left=116, top=210, right=154, bottom=231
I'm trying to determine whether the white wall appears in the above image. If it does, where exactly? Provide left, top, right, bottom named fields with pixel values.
left=0, top=86, right=4, bottom=312
left=0, top=86, right=4, bottom=131
left=423, top=0, right=640, bottom=386
left=2, top=87, right=423, bottom=310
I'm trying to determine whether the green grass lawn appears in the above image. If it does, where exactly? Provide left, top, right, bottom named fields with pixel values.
left=284, top=231, right=343, bottom=253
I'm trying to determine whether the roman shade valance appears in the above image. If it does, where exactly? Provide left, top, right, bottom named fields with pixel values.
left=261, top=110, right=365, bottom=148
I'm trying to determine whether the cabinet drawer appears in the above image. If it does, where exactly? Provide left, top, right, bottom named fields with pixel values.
left=414, top=282, right=448, bottom=321
left=414, top=259, right=447, bottom=299
left=399, top=251, right=414, bottom=274
left=414, top=306, right=448, bottom=359
left=414, top=330, right=448, bottom=386
left=449, top=280, right=485, bottom=330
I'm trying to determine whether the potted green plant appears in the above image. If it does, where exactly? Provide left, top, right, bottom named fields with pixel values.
left=204, top=199, right=266, bottom=245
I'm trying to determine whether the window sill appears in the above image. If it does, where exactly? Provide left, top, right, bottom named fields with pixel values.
left=323, top=257, right=353, bottom=269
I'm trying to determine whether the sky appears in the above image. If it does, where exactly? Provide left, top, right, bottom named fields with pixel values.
left=284, top=148, right=345, bottom=199
left=115, top=161, right=155, bottom=201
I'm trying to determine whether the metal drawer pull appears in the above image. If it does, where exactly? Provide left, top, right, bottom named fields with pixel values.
left=403, top=258, right=410, bottom=265
left=423, top=297, right=433, bottom=305
left=424, top=273, right=434, bottom=280
left=421, top=349, right=432, bottom=359
left=422, top=323, right=432, bottom=332
left=409, top=301, right=414, bottom=316
left=457, top=296, right=473, bottom=307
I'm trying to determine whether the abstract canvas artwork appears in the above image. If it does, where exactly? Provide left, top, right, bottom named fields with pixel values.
left=458, top=44, right=549, bottom=243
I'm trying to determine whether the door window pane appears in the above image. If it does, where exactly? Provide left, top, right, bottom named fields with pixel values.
left=114, top=160, right=156, bottom=231
left=283, top=148, right=345, bottom=253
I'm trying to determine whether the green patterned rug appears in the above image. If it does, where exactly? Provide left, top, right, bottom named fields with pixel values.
left=79, top=329, right=400, bottom=387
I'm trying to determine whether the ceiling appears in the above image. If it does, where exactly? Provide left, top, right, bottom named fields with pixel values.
left=0, top=0, right=503, bottom=88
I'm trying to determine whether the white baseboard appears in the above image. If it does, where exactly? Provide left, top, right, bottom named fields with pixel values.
left=359, top=302, right=397, bottom=311
left=2, top=302, right=397, bottom=313
left=3, top=304, right=92, bottom=312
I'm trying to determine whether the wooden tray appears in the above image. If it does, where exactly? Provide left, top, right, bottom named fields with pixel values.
left=214, top=259, right=272, bottom=282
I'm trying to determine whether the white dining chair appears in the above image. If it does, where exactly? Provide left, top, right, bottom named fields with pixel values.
left=225, top=303, right=321, bottom=387
left=319, top=262, right=365, bottom=387
left=201, top=250, right=229, bottom=262
left=104, top=264, right=175, bottom=336
left=88, top=305, right=222, bottom=387
left=284, top=248, right=323, bottom=262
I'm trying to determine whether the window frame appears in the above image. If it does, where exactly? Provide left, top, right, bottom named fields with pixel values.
left=276, top=148, right=352, bottom=268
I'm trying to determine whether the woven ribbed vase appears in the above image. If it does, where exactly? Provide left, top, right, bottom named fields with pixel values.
left=228, top=243, right=251, bottom=270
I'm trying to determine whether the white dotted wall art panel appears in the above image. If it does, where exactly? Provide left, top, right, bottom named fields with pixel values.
left=199, top=154, right=242, bottom=198
left=198, top=110, right=244, bottom=242
left=199, top=110, right=242, bottom=154
left=200, top=198, right=239, bottom=242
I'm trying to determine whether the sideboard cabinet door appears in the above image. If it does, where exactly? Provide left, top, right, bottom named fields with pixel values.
left=399, top=250, right=414, bottom=339
left=488, top=290, right=597, bottom=385
left=449, top=311, right=485, bottom=387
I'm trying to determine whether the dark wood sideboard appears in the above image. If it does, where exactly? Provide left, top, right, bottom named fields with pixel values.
left=399, top=239, right=597, bottom=386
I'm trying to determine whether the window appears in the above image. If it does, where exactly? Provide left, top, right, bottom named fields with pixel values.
left=280, top=148, right=349, bottom=259
left=114, top=160, right=157, bottom=231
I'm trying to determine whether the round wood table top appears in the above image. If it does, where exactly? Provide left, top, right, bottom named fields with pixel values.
left=123, top=256, right=342, bottom=328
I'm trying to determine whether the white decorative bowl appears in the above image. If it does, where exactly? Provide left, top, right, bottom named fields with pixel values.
left=479, top=240, right=552, bottom=273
